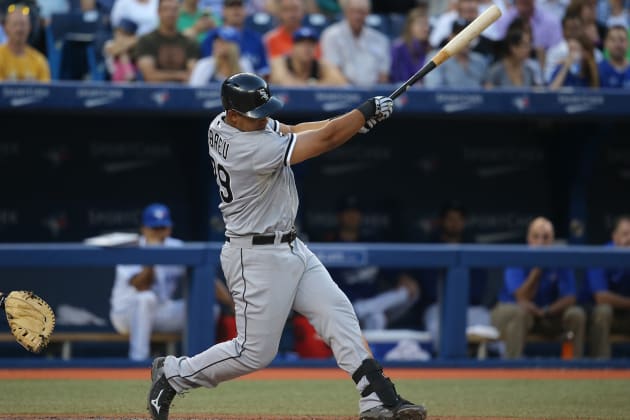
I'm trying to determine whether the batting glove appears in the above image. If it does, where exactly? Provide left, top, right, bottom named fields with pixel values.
left=358, top=118, right=377, bottom=134
left=372, top=96, right=394, bottom=122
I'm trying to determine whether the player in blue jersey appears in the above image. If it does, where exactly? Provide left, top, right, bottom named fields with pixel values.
left=491, top=217, right=586, bottom=359
left=584, top=216, right=630, bottom=358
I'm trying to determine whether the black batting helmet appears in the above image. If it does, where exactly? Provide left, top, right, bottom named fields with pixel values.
left=221, top=73, right=283, bottom=118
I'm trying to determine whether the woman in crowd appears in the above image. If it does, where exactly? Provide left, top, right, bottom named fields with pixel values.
left=484, top=26, right=539, bottom=88
left=549, top=33, right=600, bottom=89
left=389, top=6, right=430, bottom=83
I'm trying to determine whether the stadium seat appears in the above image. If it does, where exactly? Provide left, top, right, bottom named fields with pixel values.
left=387, top=13, right=406, bottom=40
left=365, top=13, right=390, bottom=36
left=244, top=12, right=277, bottom=35
left=47, top=12, right=105, bottom=81
left=302, top=13, right=331, bottom=35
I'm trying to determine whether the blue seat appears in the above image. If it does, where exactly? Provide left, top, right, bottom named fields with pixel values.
left=387, top=13, right=406, bottom=40
left=244, top=12, right=277, bottom=35
left=302, top=13, right=331, bottom=36
left=47, top=12, right=105, bottom=80
left=364, top=13, right=390, bottom=36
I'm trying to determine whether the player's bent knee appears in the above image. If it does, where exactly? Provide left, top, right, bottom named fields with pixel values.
left=134, top=290, right=158, bottom=307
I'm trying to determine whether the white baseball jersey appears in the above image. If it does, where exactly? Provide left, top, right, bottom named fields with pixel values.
left=208, top=112, right=298, bottom=236
left=110, top=236, right=186, bottom=315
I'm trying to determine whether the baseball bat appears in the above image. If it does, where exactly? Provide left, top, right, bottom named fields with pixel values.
left=389, top=5, right=502, bottom=100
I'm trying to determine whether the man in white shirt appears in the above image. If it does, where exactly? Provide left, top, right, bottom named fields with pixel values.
left=320, top=0, right=390, bottom=86
left=110, top=203, right=186, bottom=361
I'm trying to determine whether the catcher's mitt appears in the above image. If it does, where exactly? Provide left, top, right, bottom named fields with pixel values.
left=1, top=291, right=55, bottom=353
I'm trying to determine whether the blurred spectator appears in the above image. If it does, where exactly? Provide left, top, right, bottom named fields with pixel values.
left=536, top=0, right=570, bottom=21
left=544, top=12, right=584, bottom=82
left=0, top=20, right=6, bottom=44
left=585, top=215, right=630, bottom=358
left=320, top=0, right=390, bottom=86
left=565, top=0, right=607, bottom=48
left=111, top=0, right=159, bottom=37
left=491, top=217, right=586, bottom=359
left=389, top=6, right=430, bottom=83
left=104, top=17, right=139, bottom=81
left=200, top=0, right=270, bottom=77
left=269, top=26, right=346, bottom=85
left=430, top=0, right=496, bottom=57
left=264, top=0, right=307, bottom=59
left=424, top=20, right=489, bottom=88
left=549, top=33, right=600, bottom=89
left=325, top=196, right=420, bottom=330
left=484, top=25, right=539, bottom=87
left=420, top=201, right=495, bottom=353
left=606, top=0, right=629, bottom=28
left=0, top=3, right=50, bottom=81
left=178, top=0, right=218, bottom=43
left=312, top=0, right=341, bottom=17
left=0, top=0, right=42, bottom=48
left=494, top=0, right=563, bottom=71
left=599, top=24, right=630, bottom=87
left=135, top=0, right=199, bottom=83
left=110, top=203, right=235, bottom=360
left=189, top=25, right=252, bottom=85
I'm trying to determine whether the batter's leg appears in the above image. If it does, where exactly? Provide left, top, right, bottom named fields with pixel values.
left=291, top=240, right=426, bottom=417
left=163, top=244, right=303, bottom=392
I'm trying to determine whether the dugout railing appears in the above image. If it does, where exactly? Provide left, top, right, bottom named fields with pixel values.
left=1, top=243, right=629, bottom=360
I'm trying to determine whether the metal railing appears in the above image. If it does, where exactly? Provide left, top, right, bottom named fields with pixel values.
left=1, top=243, right=628, bottom=359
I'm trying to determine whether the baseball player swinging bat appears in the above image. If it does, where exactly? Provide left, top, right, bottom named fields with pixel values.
left=389, top=5, right=503, bottom=100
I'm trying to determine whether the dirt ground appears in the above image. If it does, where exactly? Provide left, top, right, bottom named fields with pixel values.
left=0, top=417, right=579, bottom=420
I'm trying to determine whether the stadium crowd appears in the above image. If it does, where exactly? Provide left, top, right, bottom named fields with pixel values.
left=0, top=0, right=629, bottom=88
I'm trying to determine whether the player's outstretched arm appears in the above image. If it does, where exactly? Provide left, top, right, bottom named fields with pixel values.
left=289, top=96, right=393, bottom=165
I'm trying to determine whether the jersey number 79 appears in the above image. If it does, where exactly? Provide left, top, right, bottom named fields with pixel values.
left=209, top=156, right=233, bottom=203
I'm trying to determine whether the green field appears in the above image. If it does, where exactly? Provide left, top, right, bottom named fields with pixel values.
left=1, top=378, right=629, bottom=419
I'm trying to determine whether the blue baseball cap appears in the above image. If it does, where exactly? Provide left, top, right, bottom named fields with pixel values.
left=293, top=27, right=319, bottom=42
left=116, top=18, right=138, bottom=35
left=142, top=203, right=173, bottom=228
left=213, top=26, right=241, bottom=43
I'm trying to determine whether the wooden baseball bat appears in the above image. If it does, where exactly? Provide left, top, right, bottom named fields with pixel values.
left=389, top=5, right=502, bottom=100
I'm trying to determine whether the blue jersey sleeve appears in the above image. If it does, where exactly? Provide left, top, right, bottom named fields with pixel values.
left=587, top=268, right=608, bottom=294
left=557, top=268, right=577, bottom=297
left=502, top=267, right=526, bottom=301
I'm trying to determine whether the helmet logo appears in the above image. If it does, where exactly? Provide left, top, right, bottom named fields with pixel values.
left=257, top=88, right=269, bottom=101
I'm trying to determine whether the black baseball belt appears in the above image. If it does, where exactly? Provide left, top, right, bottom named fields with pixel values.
left=226, top=230, right=297, bottom=245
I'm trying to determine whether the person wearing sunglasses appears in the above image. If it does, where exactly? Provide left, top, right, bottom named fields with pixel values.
left=0, top=3, right=50, bottom=81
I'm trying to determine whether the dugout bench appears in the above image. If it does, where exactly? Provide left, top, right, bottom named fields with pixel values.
left=0, top=331, right=181, bottom=360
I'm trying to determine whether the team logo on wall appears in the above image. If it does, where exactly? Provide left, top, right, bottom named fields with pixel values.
left=512, top=95, right=530, bottom=111
left=195, top=89, right=222, bottom=109
left=2, top=86, right=50, bottom=107
left=557, top=94, right=604, bottom=114
left=152, top=91, right=170, bottom=106
left=77, top=88, right=124, bottom=108
left=314, top=92, right=362, bottom=112
left=43, top=212, right=68, bottom=237
left=435, top=93, right=484, bottom=113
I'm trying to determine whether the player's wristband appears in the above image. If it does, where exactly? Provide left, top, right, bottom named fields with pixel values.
left=356, top=99, right=375, bottom=122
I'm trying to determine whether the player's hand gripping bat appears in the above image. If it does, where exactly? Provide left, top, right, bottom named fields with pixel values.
left=389, top=5, right=503, bottom=100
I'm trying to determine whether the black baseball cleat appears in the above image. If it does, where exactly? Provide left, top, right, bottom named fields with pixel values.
left=359, top=400, right=427, bottom=420
left=147, top=357, right=177, bottom=420
left=394, top=399, right=427, bottom=420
